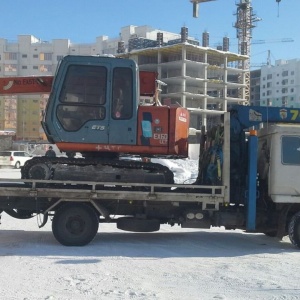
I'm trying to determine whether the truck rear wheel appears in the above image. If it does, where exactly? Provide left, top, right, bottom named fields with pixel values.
left=288, top=211, right=300, bottom=249
left=52, top=203, right=99, bottom=246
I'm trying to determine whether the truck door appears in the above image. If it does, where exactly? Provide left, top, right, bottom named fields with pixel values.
left=108, top=67, right=137, bottom=145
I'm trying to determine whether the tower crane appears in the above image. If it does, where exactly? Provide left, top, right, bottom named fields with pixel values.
left=190, top=0, right=216, bottom=18
left=190, top=0, right=282, bottom=103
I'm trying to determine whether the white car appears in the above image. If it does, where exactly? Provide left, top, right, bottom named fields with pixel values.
left=0, top=151, right=32, bottom=169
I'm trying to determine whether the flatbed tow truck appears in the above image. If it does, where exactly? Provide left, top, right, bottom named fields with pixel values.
left=0, top=58, right=300, bottom=248
left=0, top=106, right=300, bottom=248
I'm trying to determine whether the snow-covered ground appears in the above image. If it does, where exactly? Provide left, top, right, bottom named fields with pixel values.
left=0, top=163, right=299, bottom=300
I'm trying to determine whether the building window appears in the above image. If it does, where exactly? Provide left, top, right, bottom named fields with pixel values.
left=40, top=53, right=52, bottom=61
left=267, top=82, right=272, bottom=88
left=33, top=66, right=38, bottom=70
left=291, top=71, right=294, bottom=75
left=282, top=96, right=287, bottom=106
left=282, top=70, right=288, bottom=77
left=40, top=65, right=53, bottom=72
left=291, top=79, right=294, bottom=84
left=267, top=90, right=272, bottom=96
left=45, top=53, right=52, bottom=60
left=22, top=66, right=27, bottom=69
left=267, top=74, right=272, bottom=80
left=22, top=54, right=27, bottom=58
left=291, top=88, right=294, bottom=93
left=282, top=88, right=288, bottom=93
left=33, top=54, right=38, bottom=58
left=262, top=77, right=266, bottom=81
left=4, top=52, right=17, bottom=60
left=262, top=85, right=265, bottom=89
left=4, top=64, right=17, bottom=72
left=262, top=92, right=265, bottom=97
left=282, top=79, right=288, bottom=85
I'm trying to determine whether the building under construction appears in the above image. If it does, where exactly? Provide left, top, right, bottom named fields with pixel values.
left=118, top=27, right=248, bottom=129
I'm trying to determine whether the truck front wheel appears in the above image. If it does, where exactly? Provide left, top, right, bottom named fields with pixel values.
left=288, top=211, right=300, bottom=249
left=52, top=203, right=99, bottom=246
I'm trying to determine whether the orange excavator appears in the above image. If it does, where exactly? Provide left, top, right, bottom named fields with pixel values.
left=0, top=55, right=190, bottom=184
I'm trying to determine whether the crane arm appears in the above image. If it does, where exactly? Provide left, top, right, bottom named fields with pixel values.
left=231, top=105, right=300, bottom=129
left=0, top=76, right=53, bottom=95
left=0, top=71, right=157, bottom=96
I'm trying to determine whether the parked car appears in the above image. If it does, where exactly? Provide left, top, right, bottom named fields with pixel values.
left=0, top=151, right=32, bottom=169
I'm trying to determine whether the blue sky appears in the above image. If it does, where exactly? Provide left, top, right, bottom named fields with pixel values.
left=1, top=0, right=299, bottom=67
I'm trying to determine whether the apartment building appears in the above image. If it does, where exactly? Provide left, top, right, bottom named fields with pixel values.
left=260, top=59, right=300, bottom=107
left=250, top=69, right=261, bottom=106
left=0, top=25, right=247, bottom=140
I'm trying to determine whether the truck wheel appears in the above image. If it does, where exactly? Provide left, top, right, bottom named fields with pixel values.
left=288, top=211, right=300, bottom=249
left=52, top=203, right=99, bottom=246
left=117, top=217, right=160, bottom=232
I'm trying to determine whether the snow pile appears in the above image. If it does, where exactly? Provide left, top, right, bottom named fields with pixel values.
left=152, top=158, right=198, bottom=184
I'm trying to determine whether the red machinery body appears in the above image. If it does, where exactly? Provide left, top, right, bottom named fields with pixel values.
left=1, top=55, right=190, bottom=186
left=55, top=105, right=189, bottom=157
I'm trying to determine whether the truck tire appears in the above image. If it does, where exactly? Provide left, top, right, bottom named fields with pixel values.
left=288, top=211, right=300, bottom=249
left=52, top=203, right=99, bottom=246
left=117, top=217, right=160, bottom=232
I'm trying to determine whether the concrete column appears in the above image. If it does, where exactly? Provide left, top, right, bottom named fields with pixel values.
left=202, top=51, right=208, bottom=128
left=157, top=50, right=162, bottom=80
left=181, top=45, right=186, bottom=107
left=223, top=56, right=228, bottom=111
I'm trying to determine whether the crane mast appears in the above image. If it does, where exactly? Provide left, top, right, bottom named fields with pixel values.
left=234, top=0, right=260, bottom=103
left=190, top=0, right=281, bottom=103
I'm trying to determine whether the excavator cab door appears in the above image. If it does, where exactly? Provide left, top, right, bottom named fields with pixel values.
left=108, top=66, right=137, bottom=145
left=54, top=62, right=110, bottom=144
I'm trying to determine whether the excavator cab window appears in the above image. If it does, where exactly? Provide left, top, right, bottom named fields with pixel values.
left=57, top=65, right=107, bottom=131
left=112, top=67, right=133, bottom=120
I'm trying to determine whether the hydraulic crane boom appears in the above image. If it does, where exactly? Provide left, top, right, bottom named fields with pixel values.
left=0, top=72, right=157, bottom=96
left=0, top=76, right=53, bottom=95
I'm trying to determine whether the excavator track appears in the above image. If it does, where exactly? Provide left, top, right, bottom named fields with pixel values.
left=21, top=156, right=174, bottom=185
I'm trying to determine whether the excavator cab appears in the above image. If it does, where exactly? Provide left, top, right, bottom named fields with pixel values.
left=42, top=55, right=189, bottom=158
left=42, top=55, right=139, bottom=154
